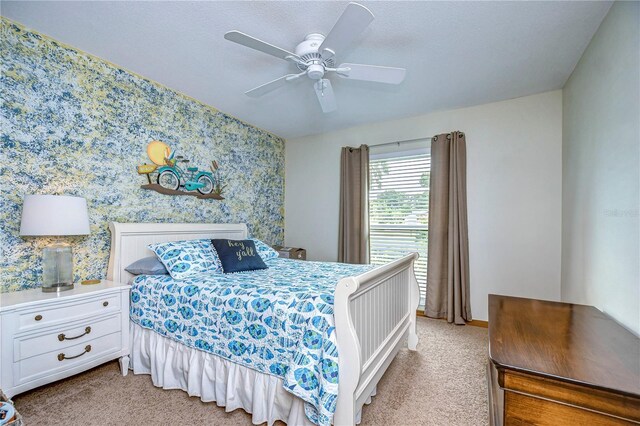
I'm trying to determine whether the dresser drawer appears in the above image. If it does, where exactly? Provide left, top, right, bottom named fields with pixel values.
left=13, top=331, right=122, bottom=386
left=14, top=314, right=122, bottom=362
left=17, top=293, right=121, bottom=331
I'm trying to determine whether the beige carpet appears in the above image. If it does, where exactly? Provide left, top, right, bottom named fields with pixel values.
left=13, top=318, right=488, bottom=425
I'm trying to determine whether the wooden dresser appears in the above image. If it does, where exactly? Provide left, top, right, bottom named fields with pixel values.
left=488, top=295, right=640, bottom=425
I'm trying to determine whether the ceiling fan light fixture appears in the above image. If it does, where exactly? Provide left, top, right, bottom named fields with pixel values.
left=307, top=64, right=325, bottom=80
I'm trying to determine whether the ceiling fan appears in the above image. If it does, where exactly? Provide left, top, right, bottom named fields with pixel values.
left=224, top=2, right=406, bottom=113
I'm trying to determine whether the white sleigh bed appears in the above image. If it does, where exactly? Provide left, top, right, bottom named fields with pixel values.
left=107, top=222, right=419, bottom=425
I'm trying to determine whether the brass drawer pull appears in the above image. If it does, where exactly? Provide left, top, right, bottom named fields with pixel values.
left=102, top=301, right=109, bottom=307
left=35, top=315, right=43, bottom=321
left=58, top=326, right=91, bottom=341
left=58, top=345, right=91, bottom=361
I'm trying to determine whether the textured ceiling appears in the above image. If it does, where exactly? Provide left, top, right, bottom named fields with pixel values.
left=2, top=1, right=611, bottom=139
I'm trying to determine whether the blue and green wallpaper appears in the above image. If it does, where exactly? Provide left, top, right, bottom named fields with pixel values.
left=0, top=18, right=285, bottom=292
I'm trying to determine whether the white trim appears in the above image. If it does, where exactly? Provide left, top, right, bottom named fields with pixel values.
left=369, top=147, right=430, bottom=160
left=369, top=137, right=431, bottom=161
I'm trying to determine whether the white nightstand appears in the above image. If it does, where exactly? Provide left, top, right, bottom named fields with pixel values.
left=0, top=280, right=130, bottom=398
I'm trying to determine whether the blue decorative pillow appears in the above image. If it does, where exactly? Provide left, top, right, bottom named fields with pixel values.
left=148, top=239, right=219, bottom=280
left=125, top=256, right=168, bottom=275
left=211, top=239, right=268, bottom=273
left=250, top=238, right=280, bottom=261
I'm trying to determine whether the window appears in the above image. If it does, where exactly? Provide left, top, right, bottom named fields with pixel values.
left=369, top=149, right=430, bottom=306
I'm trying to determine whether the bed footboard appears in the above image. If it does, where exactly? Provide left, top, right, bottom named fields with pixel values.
left=333, top=253, right=420, bottom=425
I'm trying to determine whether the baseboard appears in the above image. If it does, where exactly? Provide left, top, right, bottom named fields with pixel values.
left=466, top=319, right=488, bottom=328
left=416, top=310, right=488, bottom=328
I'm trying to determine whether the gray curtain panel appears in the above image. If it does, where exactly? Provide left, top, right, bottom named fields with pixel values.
left=425, top=131, right=471, bottom=324
left=338, top=145, right=370, bottom=264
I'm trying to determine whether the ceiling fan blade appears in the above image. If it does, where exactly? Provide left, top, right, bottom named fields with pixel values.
left=319, top=3, right=374, bottom=60
left=245, top=74, right=294, bottom=98
left=337, top=63, right=406, bottom=84
left=225, top=30, right=301, bottom=62
left=313, top=79, right=337, bottom=113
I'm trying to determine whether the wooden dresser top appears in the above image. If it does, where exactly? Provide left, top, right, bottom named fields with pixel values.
left=488, top=294, right=640, bottom=397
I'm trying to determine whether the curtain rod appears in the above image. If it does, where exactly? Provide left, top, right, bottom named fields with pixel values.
left=370, top=131, right=464, bottom=149
left=369, top=137, right=430, bottom=149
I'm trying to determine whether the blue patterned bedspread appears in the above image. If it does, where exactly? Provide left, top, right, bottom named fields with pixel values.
left=130, top=258, right=373, bottom=425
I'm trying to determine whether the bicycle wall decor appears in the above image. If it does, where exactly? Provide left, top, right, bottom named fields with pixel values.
left=137, top=140, right=226, bottom=200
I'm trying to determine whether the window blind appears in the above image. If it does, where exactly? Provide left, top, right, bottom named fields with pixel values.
left=369, top=153, right=430, bottom=306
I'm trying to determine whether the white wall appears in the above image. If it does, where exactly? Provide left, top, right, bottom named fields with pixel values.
left=562, top=1, right=640, bottom=335
left=285, top=90, right=563, bottom=321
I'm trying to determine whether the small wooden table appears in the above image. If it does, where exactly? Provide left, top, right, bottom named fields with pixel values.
left=487, top=295, right=640, bottom=425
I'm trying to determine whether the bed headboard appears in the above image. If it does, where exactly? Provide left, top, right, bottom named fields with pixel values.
left=107, top=222, right=248, bottom=284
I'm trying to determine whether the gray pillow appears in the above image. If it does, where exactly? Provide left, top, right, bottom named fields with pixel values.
left=125, top=256, right=168, bottom=275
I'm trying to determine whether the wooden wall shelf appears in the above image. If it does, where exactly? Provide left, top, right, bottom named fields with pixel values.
left=141, top=184, right=224, bottom=200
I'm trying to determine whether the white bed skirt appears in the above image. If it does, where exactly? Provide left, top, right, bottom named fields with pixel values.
left=129, top=322, right=314, bottom=426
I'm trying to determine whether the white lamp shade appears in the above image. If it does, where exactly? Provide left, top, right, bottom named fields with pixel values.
left=20, top=195, right=90, bottom=236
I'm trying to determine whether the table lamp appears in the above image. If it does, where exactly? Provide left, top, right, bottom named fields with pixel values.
left=20, top=195, right=90, bottom=292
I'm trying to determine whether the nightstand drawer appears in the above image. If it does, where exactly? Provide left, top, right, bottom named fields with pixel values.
left=14, top=314, right=122, bottom=362
left=17, top=293, right=121, bottom=330
left=13, top=331, right=122, bottom=386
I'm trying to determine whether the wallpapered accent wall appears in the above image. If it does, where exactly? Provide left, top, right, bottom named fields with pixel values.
left=0, top=18, right=285, bottom=292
